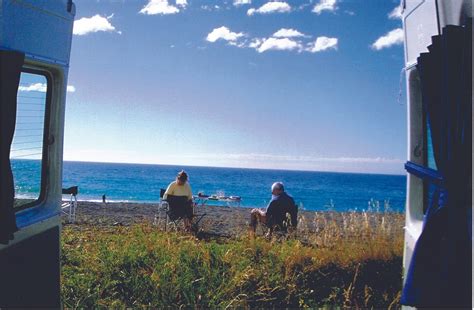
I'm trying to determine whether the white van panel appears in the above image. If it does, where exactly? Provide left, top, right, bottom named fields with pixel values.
left=437, top=0, right=473, bottom=28
left=403, top=0, right=439, bottom=66
left=403, top=67, right=425, bottom=279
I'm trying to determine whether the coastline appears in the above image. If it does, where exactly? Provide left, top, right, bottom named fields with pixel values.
left=66, top=201, right=404, bottom=239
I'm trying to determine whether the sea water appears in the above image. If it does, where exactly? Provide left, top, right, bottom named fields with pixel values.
left=12, top=160, right=406, bottom=212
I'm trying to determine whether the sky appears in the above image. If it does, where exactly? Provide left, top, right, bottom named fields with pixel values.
left=57, top=0, right=406, bottom=174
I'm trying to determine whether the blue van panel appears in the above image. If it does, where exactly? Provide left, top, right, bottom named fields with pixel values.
left=0, top=0, right=75, bottom=65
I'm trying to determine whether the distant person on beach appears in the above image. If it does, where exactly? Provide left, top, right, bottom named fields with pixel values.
left=163, top=170, right=193, bottom=231
left=249, top=182, right=298, bottom=237
left=102, top=194, right=107, bottom=204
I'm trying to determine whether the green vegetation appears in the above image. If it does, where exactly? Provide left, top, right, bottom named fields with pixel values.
left=61, top=210, right=403, bottom=308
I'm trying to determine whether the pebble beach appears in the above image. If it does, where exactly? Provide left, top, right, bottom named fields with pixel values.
left=64, top=201, right=404, bottom=240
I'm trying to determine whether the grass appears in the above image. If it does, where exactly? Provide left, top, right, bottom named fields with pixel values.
left=61, top=208, right=404, bottom=308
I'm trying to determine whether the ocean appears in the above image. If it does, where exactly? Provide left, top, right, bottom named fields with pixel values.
left=12, top=160, right=406, bottom=213
left=12, top=160, right=406, bottom=212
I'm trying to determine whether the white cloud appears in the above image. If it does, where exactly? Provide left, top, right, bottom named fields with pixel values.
left=228, top=41, right=246, bottom=48
left=176, top=0, right=187, bottom=8
left=18, top=83, right=76, bottom=93
left=174, top=153, right=405, bottom=174
left=233, top=0, right=251, bottom=6
left=66, top=85, right=76, bottom=93
left=273, top=28, right=307, bottom=38
left=206, top=26, right=244, bottom=43
left=371, top=28, right=404, bottom=50
left=73, top=14, right=118, bottom=36
left=205, top=26, right=338, bottom=55
left=139, top=0, right=184, bottom=15
left=63, top=150, right=404, bottom=174
left=247, top=1, right=291, bottom=16
left=209, top=153, right=404, bottom=164
left=248, top=38, right=263, bottom=48
left=312, top=0, right=337, bottom=14
left=388, top=5, right=402, bottom=19
left=307, top=36, right=338, bottom=52
left=256, top=37, right=302, bottom=53
left=18, top=83, right=47, bottom=92
left=201, top=4, right=222, bottom=11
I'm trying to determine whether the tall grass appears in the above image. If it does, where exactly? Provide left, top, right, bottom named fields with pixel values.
left=61, top=208, right=404, bottom=308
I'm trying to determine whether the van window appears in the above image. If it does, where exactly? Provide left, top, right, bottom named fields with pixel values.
left=11, top=72, right=49, bottom=209
left=423, top=118, right=438, bottom=214
left=426, top=122, right=437, bottom=170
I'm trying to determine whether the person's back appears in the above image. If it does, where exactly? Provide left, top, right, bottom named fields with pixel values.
left=249, top=182, right=298, bottom=237
left=163, top=170, right=193, bottom=230
left=266, top=191, right=298, bottom=231
left=163, top=181, right=192, bottom=201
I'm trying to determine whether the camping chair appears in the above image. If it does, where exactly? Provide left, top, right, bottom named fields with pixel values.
left=259, top=213, right=297, bottom=240
left=272, top=213, right=296, bottom=238
left=61, top=186, right=78, bottom=223
left=154, top=188, right=206, bottom=232
left=154, top=189, right=169, bottom=227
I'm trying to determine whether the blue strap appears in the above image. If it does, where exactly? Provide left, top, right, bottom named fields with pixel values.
left=404, top=161, right=448, bottom=219
left=404, top=161, right=444, bottom=185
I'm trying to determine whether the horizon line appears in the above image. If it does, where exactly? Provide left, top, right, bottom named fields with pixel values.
left=58, top=158, right=406, bottom=177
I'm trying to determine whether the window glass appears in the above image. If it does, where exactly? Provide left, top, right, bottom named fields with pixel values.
left=10, top=72, right=48, bottom=208
left=426, top=121, right=437, bottom=170
left=424, top=118, right=438, bottom=214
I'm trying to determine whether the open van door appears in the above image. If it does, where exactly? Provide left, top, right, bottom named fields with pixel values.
left=0, top=0, right=75, bottom=307
left=401, top=0, right=472, bottom=307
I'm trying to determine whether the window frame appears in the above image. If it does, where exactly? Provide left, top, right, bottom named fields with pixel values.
left=14, top=67, right=53, bottom=212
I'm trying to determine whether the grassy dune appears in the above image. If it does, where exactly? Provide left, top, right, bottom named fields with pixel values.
left=61, top=209, right=404, bottom=308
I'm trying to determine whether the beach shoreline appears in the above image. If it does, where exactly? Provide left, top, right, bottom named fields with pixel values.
left=65, top=201, right=404, bottom=239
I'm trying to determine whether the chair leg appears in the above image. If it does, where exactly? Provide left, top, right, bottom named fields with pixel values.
left=157, top=215, right=162, bottom=228
left=154, top=204, right=167, bottom=228
left=153, top=207, right=161, bottom=226
left=68, top=196, right=73, bottom=223
left=72, top=196, right=77, bottom=223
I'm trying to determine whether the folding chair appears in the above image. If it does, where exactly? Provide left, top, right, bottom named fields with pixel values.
left=259, top=213, right=296, bottom=240
left=273, top=213, right=297, bottom=238
left=62, top=186, right=78, bottom=223
left=154, top=189, right=169, bottom=227
left=154, top=188, right=206, bottom=233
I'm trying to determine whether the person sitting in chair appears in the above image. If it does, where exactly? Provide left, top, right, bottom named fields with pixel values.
left=163, top=170, right=193, bottom=231
left=249, top=182, right=298, bottom=237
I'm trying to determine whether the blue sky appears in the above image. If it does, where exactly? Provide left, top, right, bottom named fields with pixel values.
left=61, top=0, right=406, bottom=174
